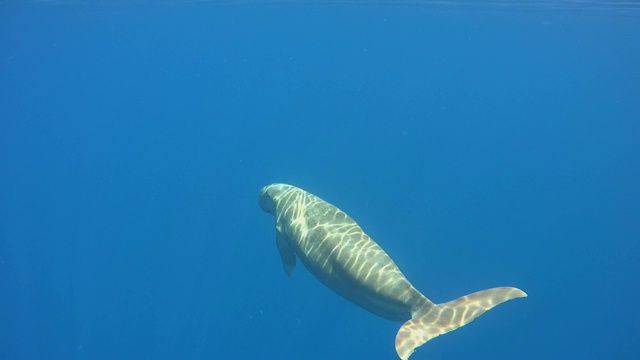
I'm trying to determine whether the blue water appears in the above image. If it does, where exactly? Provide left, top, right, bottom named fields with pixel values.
left=2, top=1, right=639, bottom=359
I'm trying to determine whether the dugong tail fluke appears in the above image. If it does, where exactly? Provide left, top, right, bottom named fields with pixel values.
left=395, top=287, right=527, bottom=360
left=259, top=183, right=527, bottom=359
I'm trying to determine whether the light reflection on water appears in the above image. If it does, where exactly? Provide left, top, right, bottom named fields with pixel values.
left=2, top=0, right=640, bottom=16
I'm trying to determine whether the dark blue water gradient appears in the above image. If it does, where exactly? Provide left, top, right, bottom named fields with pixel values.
left=1, top=2, right=639, bottom=359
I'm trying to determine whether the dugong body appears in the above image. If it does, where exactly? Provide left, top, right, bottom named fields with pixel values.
left=259, top=183, right=526, bottom=359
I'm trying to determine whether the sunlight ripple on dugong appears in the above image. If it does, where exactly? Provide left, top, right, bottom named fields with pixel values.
left=259, top=183, right=526, bottom=359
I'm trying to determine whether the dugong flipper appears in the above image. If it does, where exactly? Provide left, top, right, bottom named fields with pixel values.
left=259, top=183, right=526, bottom=359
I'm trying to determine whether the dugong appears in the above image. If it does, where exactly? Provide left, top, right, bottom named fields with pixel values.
left=259, top=183, right=526, bottom=359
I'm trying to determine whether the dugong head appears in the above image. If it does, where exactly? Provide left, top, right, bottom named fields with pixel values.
left=258, top=183, right=291, bottom=214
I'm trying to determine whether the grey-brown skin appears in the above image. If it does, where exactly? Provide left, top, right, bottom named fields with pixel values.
left=259, top=183, right=433, bottom=322
left=259, top=183, right=526, bottom=360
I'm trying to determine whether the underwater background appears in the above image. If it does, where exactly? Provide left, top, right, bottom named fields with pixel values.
left=1, top=1, right=639, bottom=359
